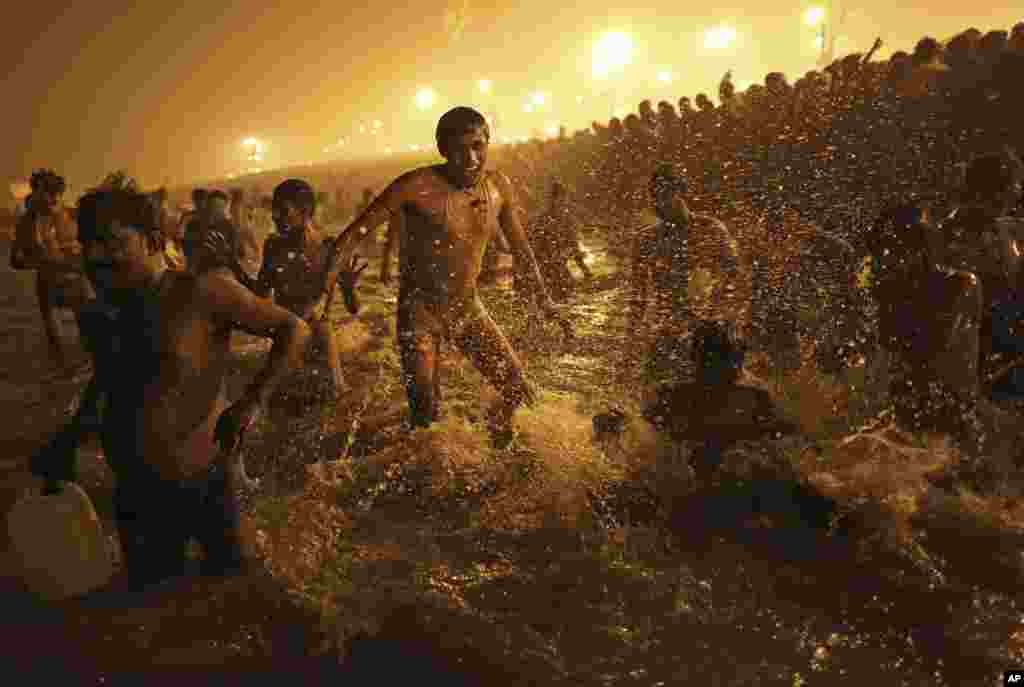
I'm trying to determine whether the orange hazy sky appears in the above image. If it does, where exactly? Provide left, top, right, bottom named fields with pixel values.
left=2, top=1, right=1020, bottom=190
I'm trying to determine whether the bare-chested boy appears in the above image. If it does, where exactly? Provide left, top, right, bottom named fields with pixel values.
left=31, top=187, right=310, bottom=589
left=239, top=180, right=351, bottom=395
left=10, top=169, right=96, bottom=368
left=642, top=320, right=800, bottom=482
left=868, top=202, right=984, bottom=445
left=328, top=106, right=573, bottom=443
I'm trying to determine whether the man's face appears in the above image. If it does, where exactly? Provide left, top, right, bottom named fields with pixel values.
left=271, top=198, right=306, bottom=234
left=444, top=126, right=488, bottom=187
left=80, top=219, right=156, bottom=295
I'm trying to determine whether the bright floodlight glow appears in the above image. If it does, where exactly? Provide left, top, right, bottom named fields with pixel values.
left=242, top=137, right=259, bottom=146
left=544, top=124, right=559, bottom=137
left=373, top=120, right=382, bottom=128
left=411, top=144, right=421, bottom=151
left=359, top=125, right=366, bottom=134
left=703, top=25, right=738, bottom=50
left=575, top=95, right=584, bottom=104
left=657, top=71, right=673, bottom=83
left=519, top=136, right=529, bottom=143
left=322, top=147, right=330, bottom=153
left=523, top=103, right=534, bottom=113
left=814, top=35, right=825, bottom=49
left=531, top=92, right=547, bottom=106
left=478, top=79, right=492, bottom=93
left=804, top=7, right=825, bottom=26
left=592, top=31, right=634, bottom=78
left=415, top=87, right=436, bottom=110
left=385, top=147, right=393, bottom=154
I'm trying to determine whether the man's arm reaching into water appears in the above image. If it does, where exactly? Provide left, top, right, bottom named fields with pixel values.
left=198, top=268, right=312, bottom=452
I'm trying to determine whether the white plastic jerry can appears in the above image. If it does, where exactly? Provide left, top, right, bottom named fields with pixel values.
left=7, top=481, right=113, bottom=601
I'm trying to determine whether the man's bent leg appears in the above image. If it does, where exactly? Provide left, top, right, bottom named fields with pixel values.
left=36, top=275, right=65, bottom=366
left=114, top=475, right=190, bottom=588
left=452, top=309, right=535, bottom=437
left=194, top=462, right=246, bottom=576
left=398, top=330, right=442, bottom=429
left=312, top=319, right=345, bottom=393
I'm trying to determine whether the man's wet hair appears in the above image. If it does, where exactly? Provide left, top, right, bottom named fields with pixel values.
left=649, top=163, right=688, bottom=200
left=273, top=179, right=317, bottom=215
left=207, top=189, right=229, bottom=204
left=30, top=169, right=66, bottom=195
left=192, top=188, right=209, bottom=206
left=691, top=321, right=746, bottom=377
left=435, top=107, right=490, bottom=156
left=76, top=188, right=161, bottom=243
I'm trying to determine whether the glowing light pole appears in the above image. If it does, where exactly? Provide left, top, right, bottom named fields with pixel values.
left=592, top=31, right=634, bottom=119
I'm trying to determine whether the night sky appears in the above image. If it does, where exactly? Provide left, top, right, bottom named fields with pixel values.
left=3, top=1, right=1019, bottom=191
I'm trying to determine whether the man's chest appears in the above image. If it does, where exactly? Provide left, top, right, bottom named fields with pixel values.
left=405, top=181, right=501, bottom=245
left=267, top=240, right=329, bottom=287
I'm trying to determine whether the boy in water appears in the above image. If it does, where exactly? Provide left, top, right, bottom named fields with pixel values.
left=31, top=187, right=310, bottom=588
left=10, top=169, right=96, bottom=369
left=514, top=179, right=593, bottom=304
left=643, top=321, right=799, bottom=482
left=327, top=106, right=573, bottom=444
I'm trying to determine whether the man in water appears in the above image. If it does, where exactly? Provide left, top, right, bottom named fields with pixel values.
left=10, top=169, right=96, bottom=369
left=868, top=202, right=986, bottom=447
left=328, top=106, right=573, bottom=444
left=229, top=187, right=262, bottom=277
left=31, top=187, right=310, bottom=589
left=231, top=179, right=353, bottom=396
left=642, top=320, right=799, bottom=482
left=629, top=164, right=746, bottom=385
left=513, top=179, right=593, bottom=304
left=938, top=151, right=1024, bottom=389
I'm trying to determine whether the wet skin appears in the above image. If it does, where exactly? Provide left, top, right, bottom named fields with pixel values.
left=11, top=193, right=95, bottom=366
left=78, top=220, right=310, bottom=482
left=254, top=207, right=346, bottom=392
left=331, top=125, right=570, bottom=431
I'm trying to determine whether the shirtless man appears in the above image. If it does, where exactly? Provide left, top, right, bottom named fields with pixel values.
left=180, top=188, right=209, bottom=265
left=31, top=187, right=310, bottom=588
left=642, top=320, right=799, bottom=482
left=868, top=202, right=985, bottom=446
left=229, top=187, right=262, bottom=277
left=10, top=169, right=96, bottom=369
left=328, top=106, right=573, bottom=442
left=629, top=164, right=746, bottom=385
left=151, top=187, right=185, bottom=271
left=238, top=179, right=351, bottom=395
left=514, top=179, right=593, bottom=304
left=938, top=152, right=1024, bottom=386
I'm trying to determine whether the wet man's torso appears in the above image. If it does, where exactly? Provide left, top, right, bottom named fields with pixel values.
left=396, top=166, right=502, bottom=313
left=99, top=272, right=231, bottom=480
left=262, top=229, right=333, bottom=315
